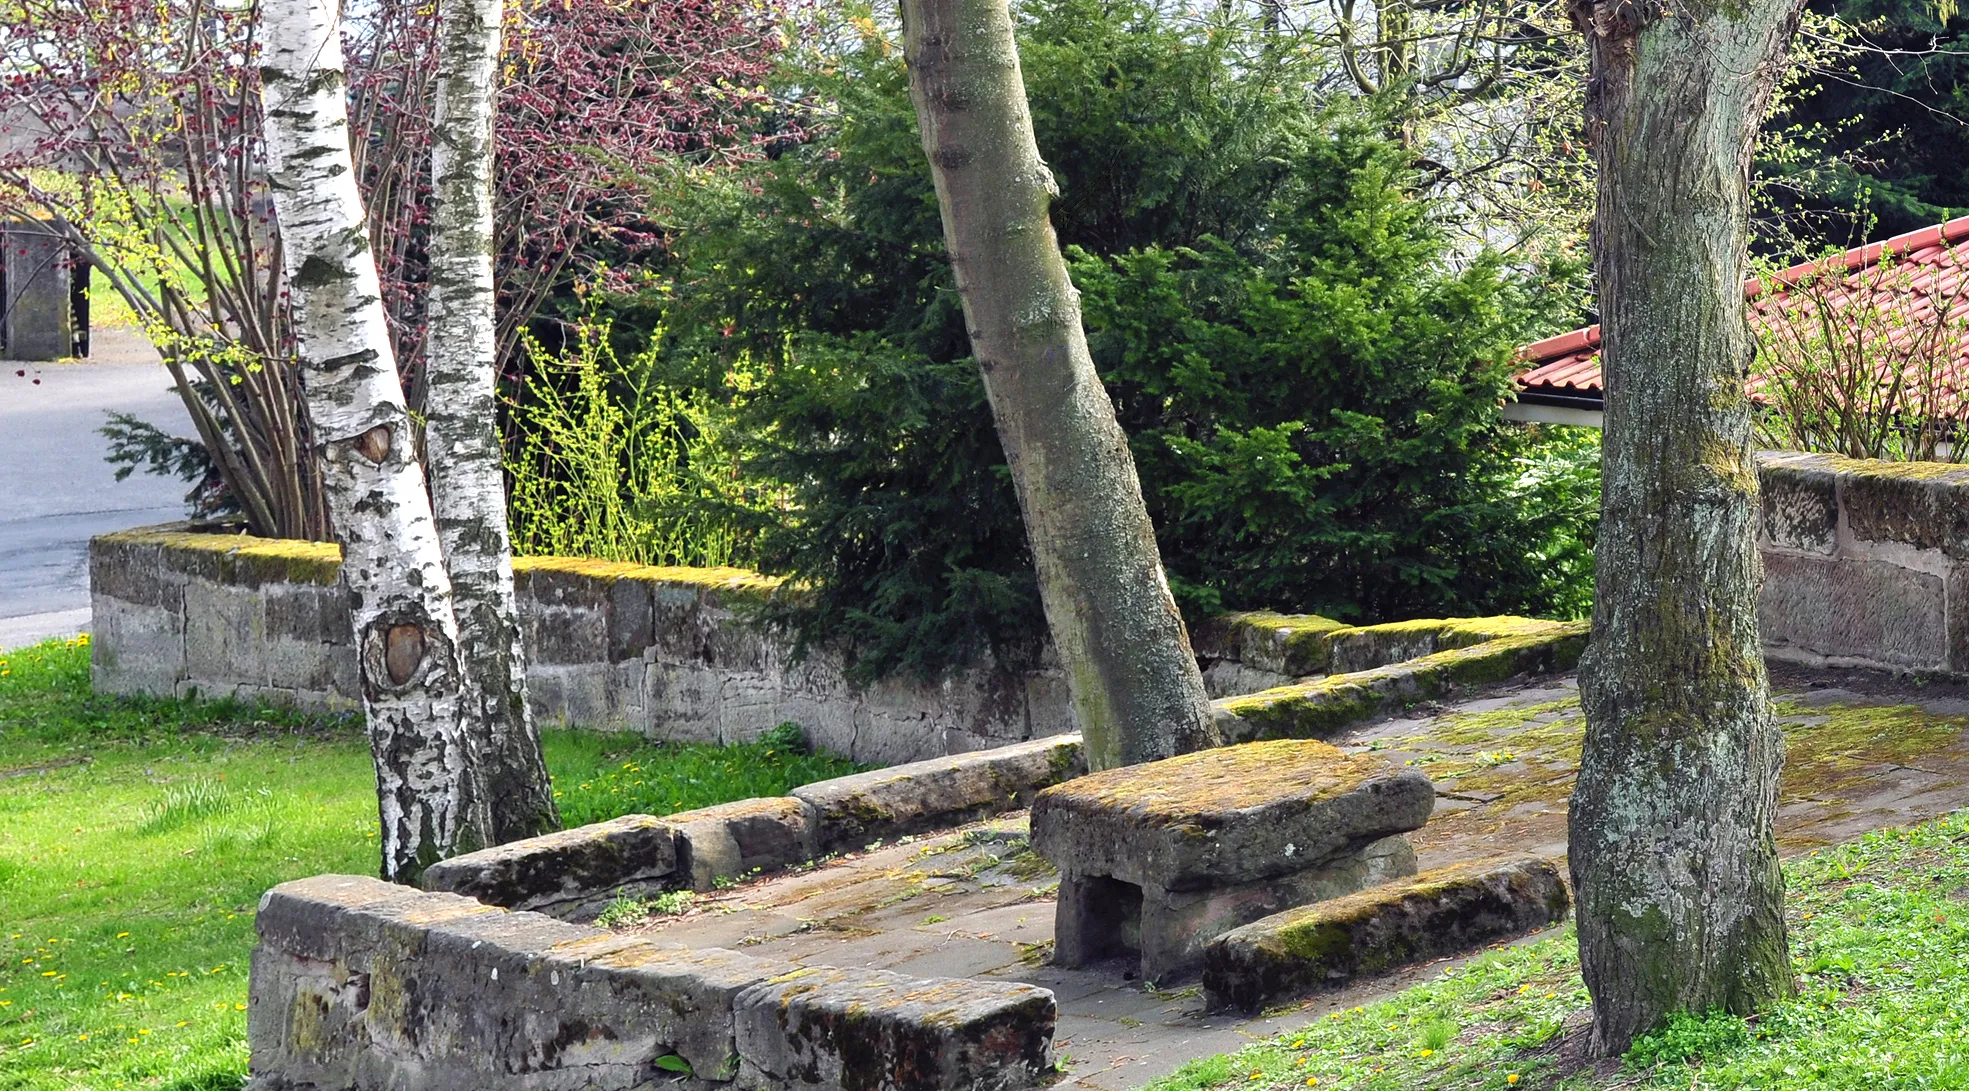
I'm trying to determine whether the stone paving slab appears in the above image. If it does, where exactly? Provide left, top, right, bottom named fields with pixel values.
left=618, top=665, right=1969, bottom=1088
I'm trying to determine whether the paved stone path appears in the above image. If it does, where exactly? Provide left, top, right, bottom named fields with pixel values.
left=622, top=666, right=1969, bottom=1089
left=0, top=328, right=188, bottom=649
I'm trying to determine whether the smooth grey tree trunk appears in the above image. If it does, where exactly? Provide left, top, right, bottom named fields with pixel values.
left=899, top=0, right=1217, bottom=771
left=427, top=0, right=560, bottom=842
left=261, top=0, right=494, bottom=882
left=1567, top=0, right=1804, bottom=1054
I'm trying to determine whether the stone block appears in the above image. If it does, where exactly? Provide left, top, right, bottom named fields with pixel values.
left=1759, top=457, right=1839, bottom=554
left=90, top=530, right=181, bottom=609
left=529, top=604, right=608, bottom=666
left=552, top=939, right=799, bottom=1081
left=1814, top=454, right=1969, bottom=557
left=1214, top=625, right=1590, bottom=743
left=1759, top=552, right=1947, bottom=671
left=607, top=575, right=654, bottom=662
left=731, top=967, right=1055, bottom=1091
left=88, top=593, right=183, bottom=696
left=419, top=814, right=680, bottom=917
left=183, top=581, right=267, bottom=688
left=250, top=875, right=811, bottom=1089
left=794, top=735, right=1087, bottom=856
left=1031, top=739, right=1431, bottom=892
left=667, top=796, right=816, bottom=891
left=1202, top=856, right=1571, bottom=1012
left=264, top=582, right=348, bottom=644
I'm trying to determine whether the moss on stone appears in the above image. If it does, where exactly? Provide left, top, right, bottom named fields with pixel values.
left=1039, top=738, right=1389, bottom=820
left=101, top=526, right=345, bottom=586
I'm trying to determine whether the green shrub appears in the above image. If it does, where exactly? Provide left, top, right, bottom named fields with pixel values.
left=629, top=0, right=1594, bottom=676
left=504, top=313, right=777, bottom=568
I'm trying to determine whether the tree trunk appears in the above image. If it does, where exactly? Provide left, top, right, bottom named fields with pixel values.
left=900, top=0, right=1217, bottom=771
left=260, top=0, right=494, bottom=883
left=1567, top=0, right=1803, bottom=1054
left=427, top=0, right=560, bottom=842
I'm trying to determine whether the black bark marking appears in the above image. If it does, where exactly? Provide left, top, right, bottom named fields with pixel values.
left=293, top=254, right=349, bottom=288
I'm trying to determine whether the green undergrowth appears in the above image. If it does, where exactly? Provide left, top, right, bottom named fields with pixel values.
left=0, top=639, right=863, bottom=1090
left=1150, top=809, right=1969, bottom=1091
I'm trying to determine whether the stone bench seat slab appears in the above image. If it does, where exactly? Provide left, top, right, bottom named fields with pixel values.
left=1202, top=856, right=1571, bottom=1013
left=1029, top=738, right=1434, bottom=892
left=793, top=734, right=1085, bottom=856
left=733, top=966, right=1055, bottom=1091
left=417, top=813, right=680, bottom=917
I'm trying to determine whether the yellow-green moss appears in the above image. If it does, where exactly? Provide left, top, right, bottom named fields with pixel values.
left=101, top=526, right=345, bottom=586
left=1776, top=699, right=1969, bottom=794
left=514, top=555, right=785, bottom=598
left=1809, top=453, right=1969, bottom=482
left=1043, top=738, right=1384, bottom=818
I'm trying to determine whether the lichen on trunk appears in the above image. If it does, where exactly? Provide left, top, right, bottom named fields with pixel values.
left=1566, top=0, right=1804, bottom=1053
left=898, top=0, right=1216, bottom=771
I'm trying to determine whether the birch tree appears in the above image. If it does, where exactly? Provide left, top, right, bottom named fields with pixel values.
left=260, top=0, right=494, bottom=883
left=1567, top=0, right=1804, bottom=1053
left=428, top=0, right=560, bottom=842
left=899, top=0, right=1218, bottom=771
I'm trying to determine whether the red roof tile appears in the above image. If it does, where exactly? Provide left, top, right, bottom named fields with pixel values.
left=1515, top=215, right=1969, bottom=409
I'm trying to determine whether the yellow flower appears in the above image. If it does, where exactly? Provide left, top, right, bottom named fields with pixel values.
left=1419, top=1049, right=1434, bottom=1058
left=116, top=932, right=129, bottom=939
left=234, top=1003, right=247, bottom=1011
left=1517, top=984, right=1531, bottom=994
left=1508, top=1075, right=1521, bottom=1085
left=76, top=1034, right=88, bottom=1041
left=1305, top=1080, right=1318, bottom=1087
left=1249, top=1073, right=1263, bottom=1081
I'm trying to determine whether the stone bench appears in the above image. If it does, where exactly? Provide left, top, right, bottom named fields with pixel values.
left=1202, top=856, right=1571, bottom=1012
left=1029, top=739, right=1434, bottom=982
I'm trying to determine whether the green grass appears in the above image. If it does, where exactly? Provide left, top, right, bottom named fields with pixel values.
left=0, top=637, right=864, bottom=1090
left=1150, top=812, right=1969, bottom=1091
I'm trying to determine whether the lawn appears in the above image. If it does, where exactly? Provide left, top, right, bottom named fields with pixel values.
left=0, top=637, right=862, bottom=1091
left=1153, top=814, right=1969, bottom=1091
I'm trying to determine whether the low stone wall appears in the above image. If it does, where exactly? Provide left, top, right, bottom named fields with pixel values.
left=1758, top=452, right=1969, bottom=675
left=249, top=875, right=1056, bottom=1091
left=89, top=527, right=1074, bottom=765
left=91, top=525, right=1591, bottom=762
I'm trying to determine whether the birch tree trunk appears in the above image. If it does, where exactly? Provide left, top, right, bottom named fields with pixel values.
left=1567, top=0, right=1803, bottom=1053
left=900, top=0, right=1217, bottom=771
left=428, top=0, right=560, bottom=843
left=260, top=0, right=494, bottom=882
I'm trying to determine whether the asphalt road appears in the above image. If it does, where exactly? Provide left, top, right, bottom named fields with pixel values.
left=0, top=328, right=191, bottom=649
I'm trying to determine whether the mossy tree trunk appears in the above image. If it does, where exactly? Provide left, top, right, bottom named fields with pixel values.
left=260, top=0, right=493, bottom=882
left=427, top=0, right=560, bottom=843
left=1567, top=0, right=1803, bottom=1054
left=899, top=0, right=1216, bottom=770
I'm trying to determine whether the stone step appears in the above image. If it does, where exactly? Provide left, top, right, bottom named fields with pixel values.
left=1201, top=856, right=1571, bottom=1013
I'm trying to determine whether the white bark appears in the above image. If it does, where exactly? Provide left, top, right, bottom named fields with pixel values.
left=260, top=0, right=494, bottom=882
left=428, top=0, right=559, bottom=842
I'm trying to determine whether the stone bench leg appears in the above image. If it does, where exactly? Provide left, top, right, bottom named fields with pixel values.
left=1054, top=836, right=1421, bottom=983
left=1053, top=874, right=1143, bottom=968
